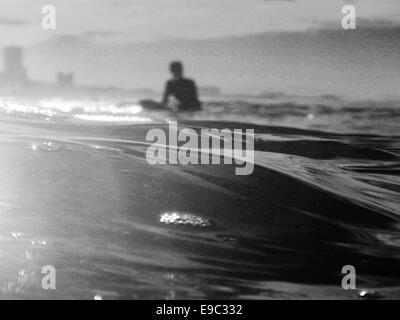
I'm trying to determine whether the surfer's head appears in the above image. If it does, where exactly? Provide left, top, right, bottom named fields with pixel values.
left=170, top=61, right=183, bottom=79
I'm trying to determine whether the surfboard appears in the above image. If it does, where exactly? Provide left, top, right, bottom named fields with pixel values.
left=139, top=100, right=166, bottom=111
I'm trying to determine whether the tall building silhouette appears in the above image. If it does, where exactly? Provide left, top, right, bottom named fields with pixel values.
left=0, top=46, right=29, bottom=84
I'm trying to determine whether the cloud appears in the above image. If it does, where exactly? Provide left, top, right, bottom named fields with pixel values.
left=0, top=16, right=30, bottom=26
left=1, top=0, right=400, bottom=46
left=27, top=22, right=400, bottom=96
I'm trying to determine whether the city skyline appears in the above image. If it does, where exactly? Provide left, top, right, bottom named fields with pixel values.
left=0, top=45, right=221, bottom=98
left=0, top=0, right=400, bottom=97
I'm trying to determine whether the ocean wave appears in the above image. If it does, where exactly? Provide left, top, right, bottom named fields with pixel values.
left=0, top=99, right=399, bottom=299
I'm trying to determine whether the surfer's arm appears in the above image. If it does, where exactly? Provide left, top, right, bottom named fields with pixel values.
left=162, top=81, right=171, bottom=105
left=192, top=81, right=202, bottom=109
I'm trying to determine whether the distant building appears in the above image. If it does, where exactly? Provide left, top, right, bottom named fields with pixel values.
left=57, top=72, right=74, bottom=86
left=0, top=46, right=155, bottom=99
left=0, top=46, right=29, bottom=85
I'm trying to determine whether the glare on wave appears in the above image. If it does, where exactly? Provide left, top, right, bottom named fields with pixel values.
left=38, top=98, right=144, bottom=115
left=38, top=98, right=83, bottom=112
left=74, top=114, right=152, bottom=122
left=81, top=104, right=143, bottom=115
left=0, top=100, right=56, bottom=117
left=0, top=97, right=150, bottom=122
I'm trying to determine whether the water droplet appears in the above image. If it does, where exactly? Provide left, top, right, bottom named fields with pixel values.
left=11, top=232, right=23, bottom=239
left=31, top=142, right=61, bottom=152
left=30, top=239, right=48, bottom=246
left=359, top=290, right=383, bottom=299
left=24, top=249, right=33, bottom=260
left=160, top=212, right=211, bottom=228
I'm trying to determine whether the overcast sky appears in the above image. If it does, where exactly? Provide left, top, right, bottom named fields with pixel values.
left=0, top=0, right=400, bottom=97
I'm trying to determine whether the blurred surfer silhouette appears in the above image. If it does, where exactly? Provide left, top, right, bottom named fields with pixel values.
left=162, top=61, right=201, bottom=112
left=139, top=61, right=201, bottom=112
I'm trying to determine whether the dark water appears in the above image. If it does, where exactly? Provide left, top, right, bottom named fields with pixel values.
left=0, top=97, right=399, bottom=299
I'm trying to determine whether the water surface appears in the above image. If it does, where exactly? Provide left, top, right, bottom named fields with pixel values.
left=0, top=97, right=399, bottom=299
